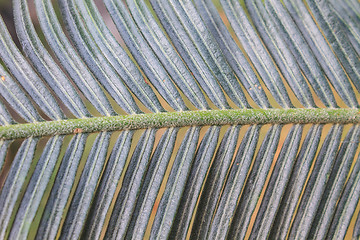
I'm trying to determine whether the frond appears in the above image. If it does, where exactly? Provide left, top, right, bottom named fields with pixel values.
left=0, top=0, right=359, bottom=239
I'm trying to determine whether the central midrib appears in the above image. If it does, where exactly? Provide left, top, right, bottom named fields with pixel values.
left=1, top=108, right=359, bottom=140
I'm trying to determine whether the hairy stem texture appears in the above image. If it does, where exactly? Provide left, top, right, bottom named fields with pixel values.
left=1, top=108, right=360, bottom=139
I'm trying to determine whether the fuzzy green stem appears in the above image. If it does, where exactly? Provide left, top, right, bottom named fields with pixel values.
left=1, top=108, right=360, bottom=140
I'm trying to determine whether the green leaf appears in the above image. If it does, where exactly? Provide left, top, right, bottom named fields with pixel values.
left=227, top=125, right=282, bottom=239
left=58, top=0, right=142, bottom=114
left=285, top=0, right=359, bottom=108
left=128, top=0, right=209, bottom=110
left=83, top=130, right=133, bottom=239
left=36, top=133, right=87, bottom=239
left=105, top=128, right=156, bottom=239
left=151, top=0, right=231, bottom=109
left=170, top=126, right=220, bottom=239
left=208, top=125, right=260, bottom=239
left=14, top=0, right=90, bottom=118
left=191, top=125, right=241, bottom=239
left=150, top=127, right=200, bottom=239
left=246, top=0, right=315, bottom=108
left=0, top=65, right=42, bottom=122
left=9, top=135, right=64, bottom=239
left=60, top=132, right=111, bottom=239
left=0, top=138, right=38, bottom=239
left=34, top=0, right=115, bottom=116
left=104, top=0, right=187, bottom=111
left=0, top=0, right=360, bottom=238
left=310, top=125, right=360, bottom=239
left=194, top=0, right=270, bottom=108
left=0, top=139, right=11, bottom=171
left=250, top=124, right=303, bottom=238
left=306, top=0, right=360, bottom=92
left=332, top=153, right=360, bottom=239
left=126, top=127, right=178, bottom=239
left=221, top=0, right=293, bottom=108
left=289, top=124, right=343, bottom=239
left=270, top=124, right=323, bottom=239
left=265, top=0, right=338, bottom=108
left=0, top=16, right=64, bottom=120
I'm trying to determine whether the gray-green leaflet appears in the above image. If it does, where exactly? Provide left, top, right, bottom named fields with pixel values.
left=0, top=0, right=359, bottom=239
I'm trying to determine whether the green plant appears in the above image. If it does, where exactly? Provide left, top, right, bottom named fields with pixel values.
left=0, top=0, right=359, bottom=239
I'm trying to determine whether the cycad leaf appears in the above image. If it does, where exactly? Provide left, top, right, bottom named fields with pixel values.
left=83, top=130, right=133, bottom=239
left=353, top=184, right=360, bottom=239
left=0, top=139, right=11, bottom=171
left=60, top=131, right=111, bottom=239
left=191, top=125, right=241, bottom=239
left=0, top=65, right=42, bottom=122
left=289, top=124, right=343, bottom=239
left=265, top=0, right=338, bottom=108
left=270, top=124, right=323, bottom=239
left=0, top=138, right=38, bottom=239
left=194, top=0, right=270, bottom=108
left=71, top=0, right=164, bottom=113
left=127, top=0, right=209, bottom=110
left=285, top=0, right=359, bottom=108
left=330, top=1, right=360, bottom=56
left=309, top=124, right=360, bottom=239
left=126, top=127, right=178, bottom=239
left=14, top=0, right=90, bottom=118
left=150, top=126, right=200, bottom=239
left=58, top=0, right=141, bottom=114
left=9, top=135, right=64, bottom=239
left=208, top=125, right=260, bottom=239
left=164, top=0, right=249, bottom=109
left=105, top=128, right=156, bottom=239
left=0, top=102, right=13, bottom=126
left=227, top=125, right=282, bottom=239
left=306, top=0, right=360, bottom=92
left=104, top=0, right=187, bottom=111
left=0, top=0, right=360, bottom=239
left=170, top=126, right=220, bottom=239
left=34, top=0, right=115, bottom=117
left=348, top=0, right=360, bottom=14
left=348, top=31, right=360, bottom=56
left=246, top=0, right=315, bottom=108
left=332, top=152, right=360, bottom=239
left=0, top=16, right=64, bottom=120
left=150, top=0, right=230, bottom=109
left=221, top=0, right=293, bottom=108
left=250, top=124, right=303, bottom=238
left=36, top=133, right=87, bottom=240
left=336, top=153, right=360, bottom=239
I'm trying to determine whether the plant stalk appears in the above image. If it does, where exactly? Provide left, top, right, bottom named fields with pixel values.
left=1, top=108, right=360, bottom=139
